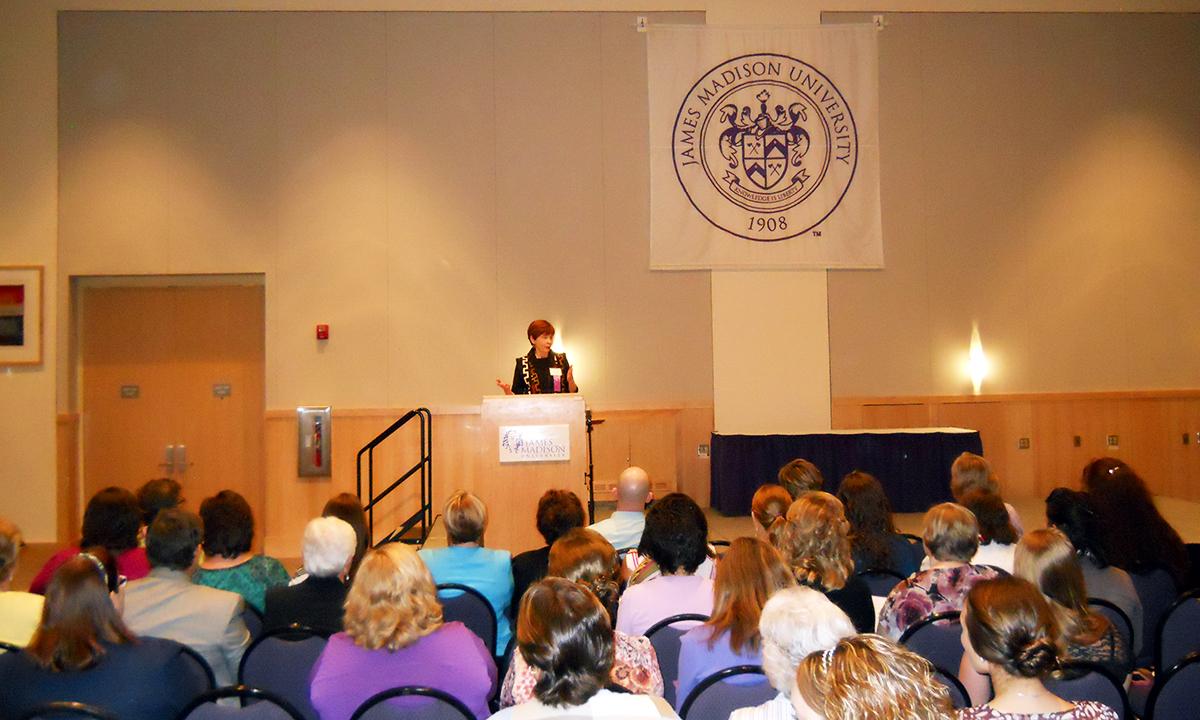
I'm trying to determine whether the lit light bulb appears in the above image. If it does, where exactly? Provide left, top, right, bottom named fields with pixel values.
left=967, top=324, right=989, bottom=395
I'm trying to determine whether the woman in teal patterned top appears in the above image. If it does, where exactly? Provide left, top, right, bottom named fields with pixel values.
left=194, top=490, right=289, bottom=612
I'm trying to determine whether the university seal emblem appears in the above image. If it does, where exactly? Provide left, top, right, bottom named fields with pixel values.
left=672, top=53, right=858, bottom=242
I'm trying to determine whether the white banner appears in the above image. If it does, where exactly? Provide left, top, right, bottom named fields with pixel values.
left=648, top=25, right=882, bottom=269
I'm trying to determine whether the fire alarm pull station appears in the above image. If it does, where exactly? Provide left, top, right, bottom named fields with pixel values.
left=297, top=406, right=332, bottom=477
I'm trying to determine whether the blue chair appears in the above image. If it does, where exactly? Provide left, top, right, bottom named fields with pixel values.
left=645, top=613, right=711, bottom=709
left=1044, top=661, right=1130, bottom=720
left=1156, top=588, right=1200, bottom=672
left=238, top=625, right=330, bottom=720
left=242, top=603, right=265, bottom=643
left=855, top=568, right=906, bottom=597
left=0, top=640, right=21, bottom=653
left=1146, top=652, right=1200, bottom=720
left=679, top=665, right=773, bottom=720
left=437, top=583, right=497, bottom=657
left=931, top=665, right=971, bottom=709
left=1131, top=566, right=1178, bottom=667
left=177, top=643, right=218, bottom=695
left=175, top=686, right=305, bottom=720
left=19, top=703, right=118, bottom=720
left=349, top=687, right=474, bottom=720
left=899, top=611, right=964, bottom=676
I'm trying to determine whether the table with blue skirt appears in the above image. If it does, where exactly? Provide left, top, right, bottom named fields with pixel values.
left=709, top=427, right=983, bottom=515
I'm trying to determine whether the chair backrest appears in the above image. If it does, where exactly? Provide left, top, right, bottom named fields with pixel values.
left=855, top=568, right=906, bottom=597
left=1130, top=566, right=1178, bottom=667
left=177, top=643, right=218, bottom=696
left=437, top=583, right=497, bottom=657
left=899, top=611, right=964, bottom=675
left=679, top=665, right=773, bottom=720
left=900, top=533, right=924, bottom=546
left=0, top=640, right=22, bottom=653
left=1044, top=661, right=1130, bottom=720
left=1157, top=589, right=1200, bottom=672
left=348, top=686, right=474, bottom=720
left=18, top=703, right=118, bottom=720
left=931, top=665, right=971, bottom=709
left=976, top=565, right=1011, bottom=577
left=242, top=604, right=265, bottom=643
left=1146, top=652, right=1200, bottom=720
left=645, top=613, right=711, bottom=709
left=238, top=625, right=330, bottom=720
left=1087, top=597, right=1134, bottom=673
left=175, top=686, right=306, bottom=720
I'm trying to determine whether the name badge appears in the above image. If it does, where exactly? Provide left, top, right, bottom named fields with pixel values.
left=549, top=368, right=562, bottom=377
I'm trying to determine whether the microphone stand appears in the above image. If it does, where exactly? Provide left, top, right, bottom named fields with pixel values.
left=584, top=409, right=605, bottom=524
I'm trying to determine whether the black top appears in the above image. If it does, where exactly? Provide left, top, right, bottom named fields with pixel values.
left=511, top=349, right=573, bottom=395
left=510, top=546, right=551, bottom=618
left=263, top=575, right=348, bottom=635
left=804, top=574, right=876, bottom=633
left=0, top=637, right=197, bottom=720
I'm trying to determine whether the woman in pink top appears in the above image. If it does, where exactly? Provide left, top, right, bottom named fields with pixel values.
left=29, top=487, right=150, bottom=594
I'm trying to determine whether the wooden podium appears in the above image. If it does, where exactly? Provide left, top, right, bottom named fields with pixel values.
left=479, top=394, right=587, bottom=554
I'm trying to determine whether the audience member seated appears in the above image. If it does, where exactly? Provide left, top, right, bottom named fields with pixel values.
left=776, top=492, right=874, bottom=632
left=951, top=453, right=1023, bottom=538
left=730, top=587, right=856, bottom=720
left=30, top=486, right=151, bottom=594
left=0, top=553, right=198, bottom=720
left=1082, top=457, right=1189, bottom=586
left=322, top=493, right=369, bottom=580
left=1045, top=488, right=1142, bottom=652
left=193, top=490, right=289, bottom=612
left=751, top=484, right=792, bottom=542
left=677, top=537, right=795, bottom=709
left=510, top=488, right=585, bottom=616
left=837, top=471, right=922, bottom=579
left=309, top=543, right=496, bottom=720
left=122, top=509, right=250, bottom=687
left=263, top=516, right=356, bottom=634
left=590, top=465, right=653, bottom=550
left=501, top=528, right=663, bottom=706
left=617, top=493, right=715, bottom=636
left=778, top=458, right=825, bottom=500
left=492, top=577, right=678, bottom=719
left=961, top=490, right=1018, bottom=574
left=419, top=490, right=516, bottom=653
left=135, top=477, right=184, bottom=528
left=794, top=634, right=954, bottom=720
left=0, top=517, right=43, bottom=646
left=877, top=503, right=1001, bottom=640
left=958, top=576, right=1119, bottom=720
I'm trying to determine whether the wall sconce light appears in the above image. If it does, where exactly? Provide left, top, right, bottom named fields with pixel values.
left=966, top=323, right=989, bottom=395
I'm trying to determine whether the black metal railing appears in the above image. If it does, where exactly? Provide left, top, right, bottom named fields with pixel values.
left=356, top=408, right=432, bottom=547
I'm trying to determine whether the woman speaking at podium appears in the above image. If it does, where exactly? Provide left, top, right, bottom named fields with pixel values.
left=496, top=319, right=578, bottom=395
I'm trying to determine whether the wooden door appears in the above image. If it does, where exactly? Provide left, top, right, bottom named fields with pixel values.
left=80, top=284, right=265, bottom=539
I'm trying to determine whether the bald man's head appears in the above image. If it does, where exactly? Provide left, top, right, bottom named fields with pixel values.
left=615, top=466, right=651, bottom=510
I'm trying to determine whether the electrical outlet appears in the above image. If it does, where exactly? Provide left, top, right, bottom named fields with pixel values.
left=1107, top=434, right=1119, bottom=448
left=697, top=443, right=710, bottom=458
left=1018, top=438, right=1030, bottom=449
left=1184, top=433, right=1191, bottom=446
left=1073, top=435, right=1082, bottom=447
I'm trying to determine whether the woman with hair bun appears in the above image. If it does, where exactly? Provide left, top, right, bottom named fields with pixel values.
left=958, top=576, right=1118, bottom=720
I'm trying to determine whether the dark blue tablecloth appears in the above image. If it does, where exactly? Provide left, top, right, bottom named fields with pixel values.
left=710, top=430, right=983, bottom=515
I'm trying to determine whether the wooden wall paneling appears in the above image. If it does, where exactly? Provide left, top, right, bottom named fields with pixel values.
left=831, top=399, right=865, bottom=429
left=676, top=406, right=714, bottom=507
left=56, top=414, right=80, bottom=543
left=860, top=402, right=933, bottom=428
left=1163, top=399, right=1200, bottom=501
left=589, top=411, right=632, bottom=500
left=934, top=400, right=1036, bottom=501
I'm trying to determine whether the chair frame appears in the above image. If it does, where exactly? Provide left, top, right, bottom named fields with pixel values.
left=1087, top=597, right=1135, bottom=666
left=678, top=664, right=768, bottom=720
left=931, top=664, right=971, bottom=710
left=1155, top=587, right=1200, bottom=672
left=177, top=643, right=217, bottom=691
left=436, top=583, right=498, bottom=657
left=18, top=702, right=119, bottom=720
left=644, top=613, right=712, bottom=640
left=174, top=685, right=306, bottom=720
left=237, top=622, right=331, bottom=685
left=854, top=567, right=906, bottom=596
left=0, top=640, right=22, bottom=653
left=898, top=610, right=961, bottom=644
left=1145, top=651, right=1200, bottom=720
left=242, top=603, right=265, bottom=640
left=348, top=686, right=474, bottom=720
left=1048, top=660, right=1133, bottom=720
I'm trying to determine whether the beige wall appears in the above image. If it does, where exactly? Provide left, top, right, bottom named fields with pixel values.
left=827, top=12, right=1200, bottom=397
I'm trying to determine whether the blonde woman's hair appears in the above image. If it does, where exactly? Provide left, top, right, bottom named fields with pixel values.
left=343, top=544, right=443, bottom=651
left=776, top=492, right=854, bottom=591
left=1015, top=528, right=1110, bottom=647
left=950, top=452, right=1000, bottom=501
left=443, top=490, right=487, bottom=545
left=922, top=502, right=979, bottom=563
left=796, top=634, right=954, bottom=720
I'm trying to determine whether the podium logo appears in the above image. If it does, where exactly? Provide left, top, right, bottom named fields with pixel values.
left=672, top=53, right=858, bottom=242
left=499, top=424, right=570, bottom=463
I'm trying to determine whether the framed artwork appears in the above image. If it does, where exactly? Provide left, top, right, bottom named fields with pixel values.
left=0, top=265, right=43, bottom=366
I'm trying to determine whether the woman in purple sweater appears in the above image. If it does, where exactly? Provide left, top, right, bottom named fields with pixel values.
left=309, top=543, right=497, bottom=720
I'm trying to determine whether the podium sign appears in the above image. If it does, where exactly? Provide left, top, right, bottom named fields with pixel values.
left=499, top=424, right=571, bottom=463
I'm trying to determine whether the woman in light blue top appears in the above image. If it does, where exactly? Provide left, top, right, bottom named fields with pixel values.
left=676, top=537, right=795, bottom=710
left=418, top=490, right=515, bottom=654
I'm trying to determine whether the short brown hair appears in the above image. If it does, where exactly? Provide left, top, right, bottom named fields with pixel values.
left=961, top=490, right=1017, bottom=546
left=549, top=528, right=619, bottom=617
left=922, top=502, right=979, bottom=563
left=796, top=634, right=953, bottom=720
left=0, top=517, right=22, bottom=585
left=964, top=576, right=1061, bottom=678
left=706, top=538, right=794, bottom=654
left=950, top=452, right=999, bottom=501
left=344, top=544, right=443, bottom=651
left=778, top=458, right=824, bottom=499
left=443, top=490, right=487, bottom=545
left=535, top=489, right=585, bottom=546
left=517, top=578, right=614, bottom=708
left=199, top=490, right=254, bottom=558
left=751, top=484, right=792, bottom=531
left=777, top=492, right=854, bottom=591
left=527, top=319, right=555, bottom=343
